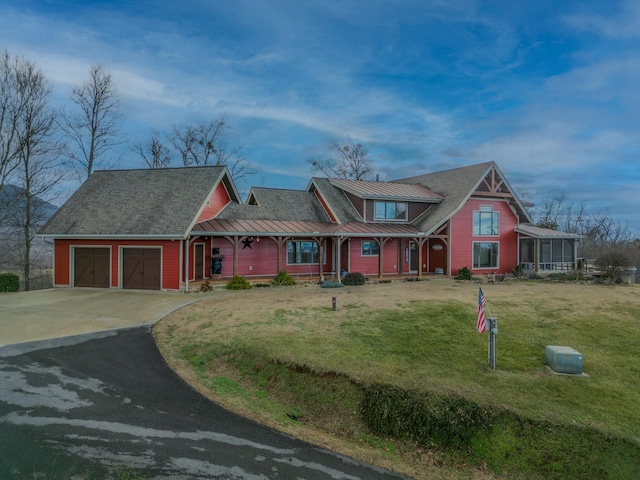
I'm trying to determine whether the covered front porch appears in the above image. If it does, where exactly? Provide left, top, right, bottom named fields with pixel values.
left=515, top=224, right=583, bottom=273
left=190, top=219, right=449, bottom=283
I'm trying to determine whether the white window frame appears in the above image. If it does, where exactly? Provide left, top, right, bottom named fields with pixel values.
left=473, top=205, right=500, bottom=236
left=374, top=201, right=408, bottom=221
left=472, top=242, right=499, bottom=269
left=286, top=240, right=327, bottom=265
left=361, top=240, right=380, bottom=256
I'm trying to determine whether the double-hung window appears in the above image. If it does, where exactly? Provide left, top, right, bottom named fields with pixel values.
left=374, top=201, right=407, bottom=220
left=473, top=205, right=499, bottom=236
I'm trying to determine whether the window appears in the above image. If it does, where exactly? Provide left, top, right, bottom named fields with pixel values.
left=374, top=201, right=407, bottom=220
left=287, top=241, right=320, bottom=264
left=473, top=242, right=499, bottom=269
left=361, top=241, right=379, bottom=256
left=473, top=205, right=499, bottom=236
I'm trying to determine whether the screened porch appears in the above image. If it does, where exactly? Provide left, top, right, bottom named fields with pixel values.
left=515, top=225, right=583, bottom=272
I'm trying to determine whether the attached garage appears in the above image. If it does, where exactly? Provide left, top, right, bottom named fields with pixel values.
left=122, top=248, right=161, bottom=290
left=74, top=247, right=110, bottom=288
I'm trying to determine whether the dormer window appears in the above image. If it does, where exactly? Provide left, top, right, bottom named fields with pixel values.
left=374, top=201, right=407, bottom=220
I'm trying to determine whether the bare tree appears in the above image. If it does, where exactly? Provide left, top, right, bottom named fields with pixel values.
left=132, top=129, right=172, bottom=169
left=62, top=63, right=123, bottom=178
left=136, top=116, right=256, bottom=182
left=0, top=52, right=64, bottom=290
left=308, top=136, right=373, bottom=180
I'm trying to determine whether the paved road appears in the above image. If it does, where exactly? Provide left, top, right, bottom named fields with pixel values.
left=0, top=326, right=409, bottom=479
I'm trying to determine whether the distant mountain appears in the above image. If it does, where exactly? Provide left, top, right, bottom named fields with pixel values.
left=0, top=184, right=58, bottom=224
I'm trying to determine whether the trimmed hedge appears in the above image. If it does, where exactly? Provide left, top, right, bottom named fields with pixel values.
left=0, top=272, right=19, bottom=293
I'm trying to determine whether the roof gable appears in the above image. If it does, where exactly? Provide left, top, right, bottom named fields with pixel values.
left=39, top=166, right=229, bottom=238
left=394, top=162, right=531, bottom=233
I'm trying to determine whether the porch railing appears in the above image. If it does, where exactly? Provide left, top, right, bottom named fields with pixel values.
left=519, top=262, right=576, bottom=272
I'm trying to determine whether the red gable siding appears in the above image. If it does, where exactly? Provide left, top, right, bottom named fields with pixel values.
left=197, top=181, right=231, bottom=222
left=314, top=189, right=337, bottom=222
left=449, top=199, right=518, bottom=275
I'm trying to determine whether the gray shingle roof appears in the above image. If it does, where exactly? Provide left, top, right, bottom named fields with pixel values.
left=218, top=187, right=331, bottom=222
left=38, top=166, right=228, bottom=238
left=308, top=177, right=363, bottom=223
left=394, top=162, right=511, bottom=234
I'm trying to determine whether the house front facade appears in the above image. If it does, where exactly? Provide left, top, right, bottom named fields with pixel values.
left=39, top=162, right=581, bottom=291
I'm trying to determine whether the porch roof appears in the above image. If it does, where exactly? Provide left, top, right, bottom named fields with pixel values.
left=515, top=224, right=583, bottom=239
left=193, top=218, right=420, bottom=237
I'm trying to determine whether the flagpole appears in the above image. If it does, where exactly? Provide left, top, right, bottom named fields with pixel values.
left=477, top=282, right=498, bottom=370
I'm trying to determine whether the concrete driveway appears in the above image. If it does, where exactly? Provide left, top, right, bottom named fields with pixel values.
left=0, top=288, right=201, bottom=347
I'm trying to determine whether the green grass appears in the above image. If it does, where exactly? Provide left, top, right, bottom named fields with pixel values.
left=156, top=281, right=640, bottom=479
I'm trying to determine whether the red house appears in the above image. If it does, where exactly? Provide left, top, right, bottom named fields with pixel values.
left=39, top=162, right=581, bottom=290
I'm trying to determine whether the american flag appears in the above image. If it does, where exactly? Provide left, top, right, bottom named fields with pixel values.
left=477, top=287, right=487, bottom=334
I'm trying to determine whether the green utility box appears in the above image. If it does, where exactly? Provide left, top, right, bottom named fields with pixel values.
left=545, top=345, right=583, bottom=374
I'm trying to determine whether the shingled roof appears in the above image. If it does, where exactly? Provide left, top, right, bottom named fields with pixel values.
left=394, top=162, right=531, bottom=234
left=39, top=166, right=231, bottom=238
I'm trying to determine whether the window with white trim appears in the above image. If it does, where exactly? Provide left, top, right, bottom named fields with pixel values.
left=374, top=201, right=408, bottom=220
left=473, top=205, right=499, bottom=236
left=473, top=242, right=499, bottom=269
left=361, top=240, right=379, bottom=256
left=287, top=241, right=326, bottom=264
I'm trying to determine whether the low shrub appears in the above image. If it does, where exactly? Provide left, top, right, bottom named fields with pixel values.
left=226, top=275, right=252, bottom=290
left=343, top=272, right=365, bottom=286
left=0, top=272, right=19, bottom=293
left=455, top=266, right=472, bottom=280
left=272, top=271, right=296, bottom=286
left=321, top=281, right=344, bottom=288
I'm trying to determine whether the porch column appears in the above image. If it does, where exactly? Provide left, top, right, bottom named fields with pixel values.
left=415, top=237, right=428, bottom=278
left=376, top=237, right=391, bottom=279
left=313, top=236, right=325, bottom=279
left=336, top=236, right=346, bottom=283
left=224, top=235, right=240, bottom=277
left=269, top=236, right=291, bottom=275
left=534, top=238, right=540, bottom=273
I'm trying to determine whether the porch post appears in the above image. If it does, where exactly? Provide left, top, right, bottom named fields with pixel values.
left=313, top=236, right=325, bottom=280
left=534, top=238, right=540, bottom=273
left=416, top=237, right=428, bottom=278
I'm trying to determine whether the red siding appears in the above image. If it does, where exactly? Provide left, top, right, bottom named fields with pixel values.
left=197, top=182, right=231, bottom=222
left=211, top=237, right=335, bottom=278
left=449, top=199, right=519, bottom=275
left=53, top=239, right=183, bottom=290
left=314, top=190, right=337, bottom=222
left=348, top=238, right=400, bottom=276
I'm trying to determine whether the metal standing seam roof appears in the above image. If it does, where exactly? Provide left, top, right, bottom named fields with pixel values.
left=515, top=224, right=583, bottom=239
left=38, top=166, right=229, bottom=238
left=328, top=178, right=443, bottom=202
left=193, top=218, right=422, bottom=237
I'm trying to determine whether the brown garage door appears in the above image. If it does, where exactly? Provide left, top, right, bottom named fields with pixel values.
left=74, top=248, right=110, bottom=288
left=122, top=248, right=161, bottom=290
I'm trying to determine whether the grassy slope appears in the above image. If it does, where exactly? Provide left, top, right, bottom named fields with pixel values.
left=154, top=279, right=640, bottom=479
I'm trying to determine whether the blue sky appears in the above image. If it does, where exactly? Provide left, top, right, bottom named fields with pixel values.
left=1, top=0, right=639, bottom=230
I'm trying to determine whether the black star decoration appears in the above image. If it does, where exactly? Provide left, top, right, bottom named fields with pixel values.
left=241, top=238, right=254, bottom=249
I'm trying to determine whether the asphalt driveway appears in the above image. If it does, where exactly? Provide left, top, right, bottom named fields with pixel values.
left=0, top=288, right=201, bottom=347
left=0, top=326, right=408, bottom=479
